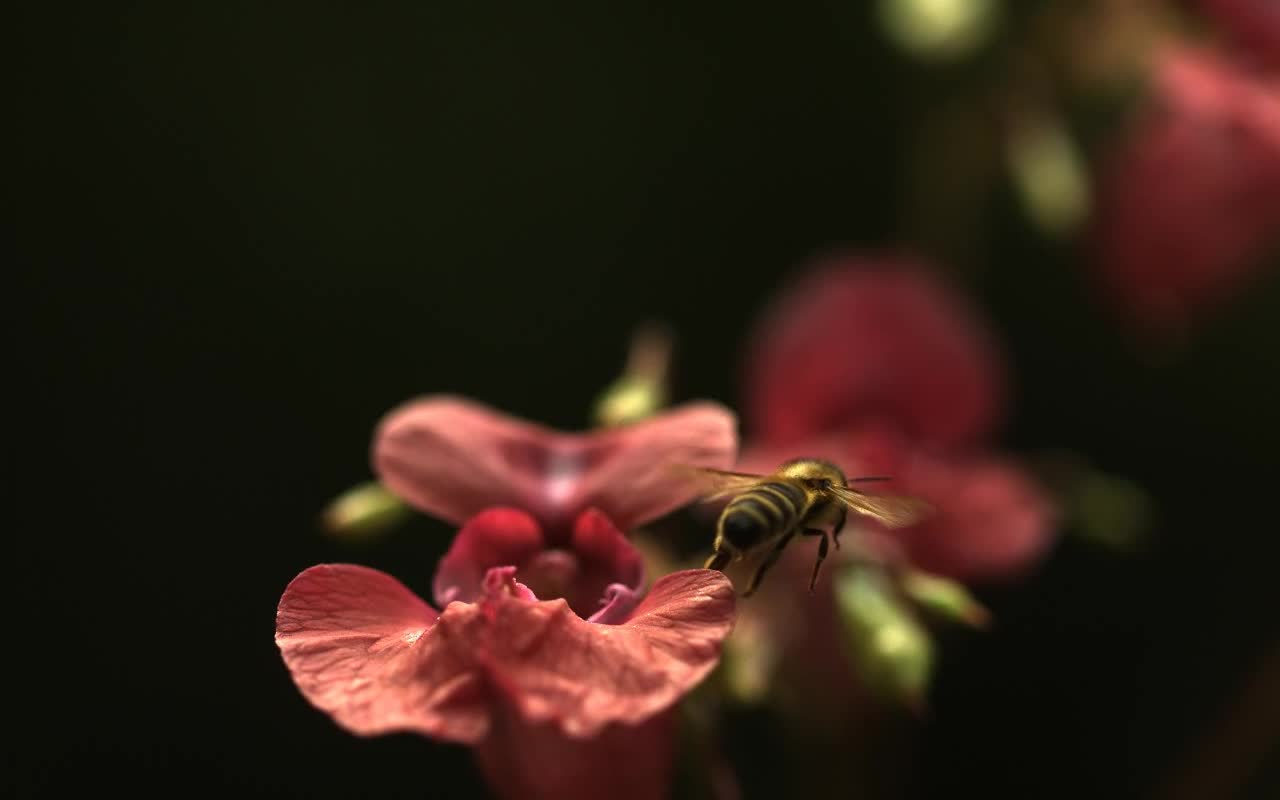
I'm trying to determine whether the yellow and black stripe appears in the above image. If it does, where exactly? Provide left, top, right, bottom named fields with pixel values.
left=718, top=480, right=807, bottom=551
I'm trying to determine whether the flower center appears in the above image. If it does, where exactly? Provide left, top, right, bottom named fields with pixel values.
left=519, top=549, right=581, bottom=603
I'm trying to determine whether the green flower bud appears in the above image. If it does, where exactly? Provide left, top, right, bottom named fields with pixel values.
left=901, top=569, right=992, bottom=629
left=594, top=377, right=669, bottom=429
left=1007, top=113, right=1090, bottom=237
left=720, top=613, right=778, bottom=704
left=321, top=481, right=412, bottom=540
left=592, top=322, right=673, bottom=428
left=1072, top=471, right=1153, bottom=553
left=877, top=0, right=1000, bottom=62
left=835, top=566, right=935, bottom=713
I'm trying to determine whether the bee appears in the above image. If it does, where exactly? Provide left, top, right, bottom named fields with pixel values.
left=678, top=458, right=930, bottom=597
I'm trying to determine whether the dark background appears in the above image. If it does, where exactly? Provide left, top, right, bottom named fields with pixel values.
left=14, top=3, right=1279, bottom=798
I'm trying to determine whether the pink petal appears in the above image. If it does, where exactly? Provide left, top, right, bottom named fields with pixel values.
left=275, top=564, right=489, bottom=742
left=890, top=454, right=1058, bottom=582
left=278, top=566, right=735, bottom=743
left=474, top=708, right=677, bottom=800
left=1198, top=0, right=1280, bottom=71
left=737, top=423, right=911, bottom=480
left=570, top=508, right=645, bottom=623
left=744, top=256, right=1005, bottom=450
left=433, top=508, right=546, bottom=607
left=459, top=569, right=736, bottom=737
left=587, top=583, right=643, bottom=625
left=1091, top=47, right=1280, bottom=341
left=373, top=396, right=738, bottom=532
left=564, top=404, right=740, bottom=531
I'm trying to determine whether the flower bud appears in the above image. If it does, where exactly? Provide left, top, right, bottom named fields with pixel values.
left=592, top=323, right=673, bottom=428
left=901, top=569, right=991, bottom=629
left=877, top=0, right=1000, bottom=62
left=1071, top=469, right=1153, bottom=553
left=321, top=481, right=412, bottom=539
left=720, top=612, right=778, bottom=704
left=835, top=566, right=934, bottom=713
left=1037, top=452, right=1152, bottom=553
left=1007, top=112, right=1090, bottom=237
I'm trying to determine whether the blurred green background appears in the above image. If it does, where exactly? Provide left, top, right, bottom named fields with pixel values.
left=14, top=2, right=1279, bottom=798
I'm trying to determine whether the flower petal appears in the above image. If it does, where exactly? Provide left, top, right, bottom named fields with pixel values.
left=1197, top=0, right=1280, bottom=72
left=474, top=709, right=677, bottom=800
left=275, top=564, right=489, bottom=742
left=890, top=454, right=1058, bottom=582
left=569, top=509, right=645, bottom=622
left=587, top=583, right=643, bottom=625
left=433, top=508, right=546, bottom=607
left=278, top=566, right=735, bottom=745
left=373, top=396, right=738, bottom=532
left=373, top=396, right=566, bottom=527
left=564, top=403, right=740, bottom=531
left=744, top=256, right=1005, bottom=450
left=448, top=569, right=735, bottom=737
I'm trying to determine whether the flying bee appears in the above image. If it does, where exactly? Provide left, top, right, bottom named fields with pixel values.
left=677, top=458, right=930, bottom=597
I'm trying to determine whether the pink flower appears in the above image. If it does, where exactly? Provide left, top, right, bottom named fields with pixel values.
left=741, top=256, right=1055, bottom=582
left=374, top=395, right=739, bottom=534
left=279, top=399, right=740, bottom=798
left=745, top=255, right=1005, bottom=451
left=277, top=508, right=736, bottom=799
left=1090, top=46, right=1280, bottom=341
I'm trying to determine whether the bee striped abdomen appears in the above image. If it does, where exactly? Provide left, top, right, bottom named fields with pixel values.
left=719, top=481, right=806, bottom=551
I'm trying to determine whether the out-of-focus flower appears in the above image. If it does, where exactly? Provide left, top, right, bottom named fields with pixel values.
left=1197, top=0, right=1280, bottom=72
left=742, top=257, right=1054, bottom=583
left=278, top=508, right=736, bottom=800
left=745, top=257, right=1005, bottom=452
left=727, top=256, right=1056, bottom=713
left=374, top=395, right=738, bottom=534
left=1090, top=45, right=1280, bottom=341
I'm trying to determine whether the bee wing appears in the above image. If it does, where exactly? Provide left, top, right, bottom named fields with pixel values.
left=828, top=484, right=932, bottom=529
left=669, top=465, right=771, bottom=501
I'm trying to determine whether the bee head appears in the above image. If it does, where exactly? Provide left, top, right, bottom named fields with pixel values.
left=778, top=458, right=848, bottom=488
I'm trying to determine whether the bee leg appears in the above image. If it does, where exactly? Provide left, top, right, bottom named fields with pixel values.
left=805, top=529, right=830, bottom=594
left=743, top=531, right=795, bottom=598
left=704, top=550, right=733, bottom=571
left=832, top=510, right=848, bottom=551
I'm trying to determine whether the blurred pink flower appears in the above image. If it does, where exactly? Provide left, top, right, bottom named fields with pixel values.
left=1197, top=0, right=1280, bottom=71
left=745, top=255, right=1005, bottom=451
left=375, top=395, right=739, bottom=533
left=741, top=256, right=1055, bottom=582
left=1090, top=46, right=1280, bottom=340
left=277, top=508, right=736, bottom=799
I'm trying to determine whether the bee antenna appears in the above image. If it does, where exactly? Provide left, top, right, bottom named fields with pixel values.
left=847, top=476, right=892, bottom=484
